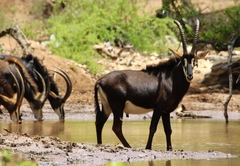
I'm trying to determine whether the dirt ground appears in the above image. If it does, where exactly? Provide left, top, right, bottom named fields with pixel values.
left=0, top=0, right=240, bottom=165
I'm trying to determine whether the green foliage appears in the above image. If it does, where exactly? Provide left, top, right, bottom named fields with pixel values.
left=166, top=0, right=240, bottom=51
left=2, top=149, right=11, bottom=163
left=201, top=5, right=240, bottom=50
left=105, top=161, right=126, bottom=166
left=22, top=20, right=47, bottom=40
left=0, top=0, right=180, bottom=75
left=0, top=7, right=13, bottom=31
left=18, top=1, right=48, bottom=40
left=16, top=161, right=37, bottom=166
left=31, top=0, right=48, bottom=19
left=1, top=149, right=37, bottom=166
left=0, top=0, right=47, bottom=40
left=46, top=0, right=177, bottom=74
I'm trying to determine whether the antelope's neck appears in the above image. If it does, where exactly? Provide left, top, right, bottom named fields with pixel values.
left=172, top=62, right=191, bottom=92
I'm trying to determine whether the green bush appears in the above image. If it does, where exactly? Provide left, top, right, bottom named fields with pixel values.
left=0, top=0, right=180, bottom=75
left=0, top=6, right=14, bottom=31
left=200, top=5, right=240, bottom=51
left=46, top=0, right=177, bottom=74
left=1, top=149, right=37, bottom=166
left=23, top=20, right=47, bottom=40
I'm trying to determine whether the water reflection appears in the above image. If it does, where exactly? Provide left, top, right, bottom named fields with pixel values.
left=4, top=120, right=65, bottom=136
left=1, top=119, right=240, bottom=154
left=0, top=119, right=240, bottom=166
left=148, top=160, right=171, bottom=166
left=129, top=158, right=239, bottom=166
left=154, top=160, right=171, bottom=166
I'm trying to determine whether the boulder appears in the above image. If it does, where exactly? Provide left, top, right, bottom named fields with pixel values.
left=201, top=55, right=240, bottom=89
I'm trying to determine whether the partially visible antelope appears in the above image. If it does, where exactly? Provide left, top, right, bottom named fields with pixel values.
left=94, top=19, right=208, bottom=151
left=0, top=58, right=29, bottom=123
left=0, top=55, right=72, bottom=120
left=48, top=67, right=72, bottom=119
left=0, top=56, right=48, bottom=121
left=20, top=55, right=72, bottom=120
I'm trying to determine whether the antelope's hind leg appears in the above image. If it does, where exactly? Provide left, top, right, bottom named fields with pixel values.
left=95, top=104, right=110, bottom=145
left=112, top=105, right=131, bottom=148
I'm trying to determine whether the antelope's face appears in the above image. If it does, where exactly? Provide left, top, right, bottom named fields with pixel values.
left=29, top=103, right=44, bottom=121
left=48, top=95, right=65, bottom=119
left=171, top=19, right=200, bottom=83
left=169, top=49, right=198, bottom=83
left=182, top=54, right=196, bottom=82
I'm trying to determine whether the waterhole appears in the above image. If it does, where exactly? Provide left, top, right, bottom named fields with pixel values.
left=0, top=118, right=240, bottom=166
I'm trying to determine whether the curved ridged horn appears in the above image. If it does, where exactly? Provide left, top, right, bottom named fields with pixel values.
left=56, top=67, right=72, bottom=102
left=174, top=20, right=188, bottom=55
left=4, top=57, right=39, bottom=94
left=2, top=66, right=25, bottom=122
left=50, top=67, right=72, bottom=102
left=13, top=66, right=25, bottom=109
left=34, top=69, right=49, bottom=103
left=190, top=19, right=200, bottom=55
left=0, top=67, right=21, bottom=105
left=12, top=66, right=25, bottom=122
left=0, top=67, right=24, bottom=106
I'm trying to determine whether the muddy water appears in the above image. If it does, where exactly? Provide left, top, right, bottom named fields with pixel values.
left=1, top=119, right=240, bottom=165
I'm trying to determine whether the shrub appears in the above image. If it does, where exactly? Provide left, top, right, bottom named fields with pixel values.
left=46, top=0, right=177, bottom=74
left=200, top=5, right=240, bottom=51
left=0, top=149, right=37, bottom=166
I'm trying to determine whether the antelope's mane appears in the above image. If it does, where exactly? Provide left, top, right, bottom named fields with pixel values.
left=144, top=57, right=180, bottom=71
left=5, top=57, right=39, bottom=94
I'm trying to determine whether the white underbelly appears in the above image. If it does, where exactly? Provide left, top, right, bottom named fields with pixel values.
left=98, top=86, right=153, bottom=115
left=124, top=101, right=153, bottom=114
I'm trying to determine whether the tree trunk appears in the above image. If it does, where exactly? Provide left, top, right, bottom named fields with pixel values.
left=223, top=35, right=238, bottom=123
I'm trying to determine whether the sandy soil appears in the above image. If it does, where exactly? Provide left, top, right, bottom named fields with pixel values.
left=0, top=0, right=239, bottom=165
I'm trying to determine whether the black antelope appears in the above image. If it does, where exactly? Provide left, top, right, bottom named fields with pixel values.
left=94, top=19, right=208, bottom=151
left=0, top=55, right=72, bottom=120
left=0, top=58, right=35, bottom=123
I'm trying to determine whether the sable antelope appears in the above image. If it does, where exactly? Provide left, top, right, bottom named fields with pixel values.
left=1, top=57, right=48, bottom=121
left=21, top=55, right=72, bottom=119
left=94, top=19, right=208, bottom=151
left=48, top=67, right=72, bottom=119
left=0, top=56, right=47, bottom=121
left=0, top=55, right=72, bottom=120
left=0, top=58, right=36, bottom=122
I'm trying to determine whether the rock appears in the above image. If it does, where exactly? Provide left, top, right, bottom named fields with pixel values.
left=175, top=104, right=211, bottom=118
left=201, top=55, right=240, bottom=89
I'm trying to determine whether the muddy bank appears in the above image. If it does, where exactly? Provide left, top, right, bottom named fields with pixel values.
left=0, top=131, right=237, bottom=166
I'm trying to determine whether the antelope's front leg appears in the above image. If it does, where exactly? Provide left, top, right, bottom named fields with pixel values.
left=146, top=111, right=161, bottom=150
left=162, top=113, right=172, bottom=151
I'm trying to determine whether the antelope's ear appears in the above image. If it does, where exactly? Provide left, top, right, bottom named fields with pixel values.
left=169, top=48, right=183, bottom=58
left=196, top=51, right=209, bottom=59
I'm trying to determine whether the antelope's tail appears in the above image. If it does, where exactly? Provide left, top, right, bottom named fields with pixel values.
left=94, top=82, right=101, bottom=116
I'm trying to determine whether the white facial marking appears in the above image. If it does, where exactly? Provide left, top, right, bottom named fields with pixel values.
left=184, top=58, right=187, bottom=68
